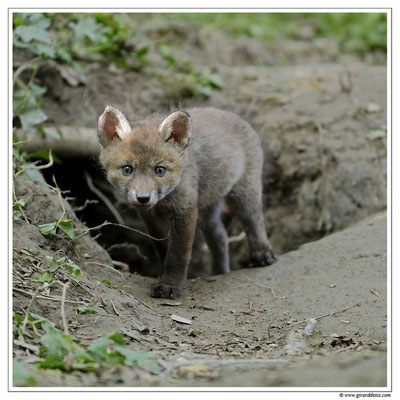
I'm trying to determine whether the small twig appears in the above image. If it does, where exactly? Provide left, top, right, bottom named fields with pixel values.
left=13, top=57, right=43, bottom=78
left=13, top=135, right=32, bottom=146
left=14, top=287, right=87, bottom=305
left=15, top=149, right=54, bottom=176
left=22, top=280, right=70, bottom=332
left=75, top=220, right=171, bottom=242
left=85, top=261, right=124, bottom=281
left=110, top=299, right=122, bottom=317
left=60, top=281, right=69, bottom=333
left=13, top=339, right=40, bottom=354
left=244, top=276, right=277, bottom=298
left=293, top=304, right=354, bottom=327
left=84, top=170, right=124, bottom=224
left=73, top=199, right=99, bottom=212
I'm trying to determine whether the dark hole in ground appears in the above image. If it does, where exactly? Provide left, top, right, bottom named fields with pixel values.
left=37, top=146, right=322, bottom=277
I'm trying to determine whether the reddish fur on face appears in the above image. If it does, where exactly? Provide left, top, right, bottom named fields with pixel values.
left=100, top=118, right=185, bottom=204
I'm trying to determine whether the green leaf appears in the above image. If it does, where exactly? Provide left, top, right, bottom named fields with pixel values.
left=114, top=346, right=159, bottom=373
left=107, top=331, right=125, bottom=345
left=13, top=361, right=36, bottom=387
left=13, top=199, right=25, bottom=221
left=29, top=84, right=47, bottom=96
left=33, top=43, right=56, bottom=58
left=66, top=258, right=81, bottom=278
left=38, top=325, right=77, bottom=369
left=14, top=24, right=51, bottom=44
left=23, top=168, right=48, bottom=189
left=13, top=199, right=25, bottom=208
left=46, top=256, right=62, bottom=272
left=58, top=219, right=76, bottom=241
left=20, top=108, right=47, bottom=130
left=69, top=18, right=99, bottom=42
left=38, top=222, right=57, bottom=236
left=28, top=149, right=62, bottom=165
left=36, top=126, right=61, bottom=140
left=32, top=271, right=53, bottom=283
left=87, top=336, right=109, bottom=361
left=76, top=306, right=98, bottom=314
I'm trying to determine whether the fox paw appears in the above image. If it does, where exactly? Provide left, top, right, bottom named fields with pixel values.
left=151, top=282, right=182, bottom=299
left=249, top=248, right=277, bottom=267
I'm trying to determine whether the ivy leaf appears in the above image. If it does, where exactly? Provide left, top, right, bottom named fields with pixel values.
left=38, top=222, right=57, bottom=236
left=87, top=336, right=109, bottom=361
left=107, top=331, right=125, bottom=345
left=114, top=346, right=159, bottom=373
left=66, top=259, right=81, bottom=278
left=13, top=361, right=36, bottom=387
left=36, top=126, right=61, bottom=140
left=58, top=219, right=76, bottom=241
left=20, top=108, right=47, bottom=130
left=32, top=271, right=53, bottom=283
left=46, top=256, right=63, bottom=272
left=38, top=325, right=72, bottom=369
left=14, top=24, right=51, bottom=44
left=76, top=307, right=98, bottom=314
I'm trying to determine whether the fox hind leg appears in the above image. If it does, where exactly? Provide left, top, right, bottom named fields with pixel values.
left=199, top=200, right=230, bottom=275
left=227, top=177, right=277, bottom=267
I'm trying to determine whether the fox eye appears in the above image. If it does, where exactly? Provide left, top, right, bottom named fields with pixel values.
left=121, top=165, right=133, bottom=176
left=154, top=166, right=166, bottom=177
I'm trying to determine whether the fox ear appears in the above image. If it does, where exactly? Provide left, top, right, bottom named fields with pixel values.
left=158, top=111, right=191, bottom=148
left=98, top=106, right=131, bottom=146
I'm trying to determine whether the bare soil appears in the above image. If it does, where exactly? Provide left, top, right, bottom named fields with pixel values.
left=12, top=28, right=388, bottom=388
left=12, top=174, right=387, bottom=386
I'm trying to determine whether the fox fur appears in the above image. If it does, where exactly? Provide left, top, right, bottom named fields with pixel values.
left=98, top=106, right=276, bottom=299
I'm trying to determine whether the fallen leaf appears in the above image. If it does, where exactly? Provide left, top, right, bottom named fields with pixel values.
left=159, top=301, right=182, bottom=306
left=370, top=289, right=380, bottom=297
left=171, top=314, right=192, bottom=325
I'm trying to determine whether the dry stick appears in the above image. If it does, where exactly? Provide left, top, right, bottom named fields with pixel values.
left=84, top=170, right=124, bottom=225
left=16, top=149, right=54, bottom=176
left=110, top=299, right=122, bottom=317
left=75, top=220, right=171, bottom=242
left=60, top=281, right=69, bottom=333
left=294, top=304, right=353, bottom=326
left=275, top=304, right=355, bottom=342
left=14, top=287, right=87, bottom=305
left=21, top=281, right=70, bottom=333
left=85, top=261, right=124, bottom=281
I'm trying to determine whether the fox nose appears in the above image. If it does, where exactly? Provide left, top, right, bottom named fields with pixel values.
left=137, top=194, right=151, bottom=204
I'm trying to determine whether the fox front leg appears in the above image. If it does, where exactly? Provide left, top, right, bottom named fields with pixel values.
left=150, top=209, right=198, bottom=299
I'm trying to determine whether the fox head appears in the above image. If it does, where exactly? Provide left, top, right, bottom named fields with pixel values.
left=98, top=105, right=191, bottom=209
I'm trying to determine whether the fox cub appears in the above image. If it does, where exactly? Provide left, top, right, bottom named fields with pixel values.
left=98, top=106, right=277, bottom=299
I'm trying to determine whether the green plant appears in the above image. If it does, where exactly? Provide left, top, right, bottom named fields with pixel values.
left=37, top=177, right=76, bottom=240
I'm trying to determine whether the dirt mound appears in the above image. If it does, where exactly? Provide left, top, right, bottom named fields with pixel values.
left=19, top=61, right=386, bottom=273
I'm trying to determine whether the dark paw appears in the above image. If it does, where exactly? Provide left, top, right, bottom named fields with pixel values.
left=151, top=282, right=182, bottom=299
left=249, top=248, right=277, bottom=267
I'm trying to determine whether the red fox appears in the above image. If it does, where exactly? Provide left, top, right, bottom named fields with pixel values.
left=98, top=106, right=277, bottom=299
